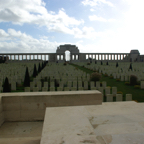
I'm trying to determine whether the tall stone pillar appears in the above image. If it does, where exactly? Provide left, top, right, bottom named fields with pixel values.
left=44, top=55, right=46, bottom=61
left=30, top=55, right=31, bottom=60
left=18, top=55, right=19, bottom=60
left=101, top=54, right=103, bottom=60
left=33, top=55, right=35, bottom=60
left=41, top=55, right=42, bottom=60
left=105, top=55, right=106, bottom=60
left=98, top=55, right=99, bottom=60
left=26, top=55, right=27, bottom=60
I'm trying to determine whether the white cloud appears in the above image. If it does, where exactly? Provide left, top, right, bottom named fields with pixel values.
left=0, top=29, right=59, bottom=53
left=0, top=0, right=84, bottom=34
left=89, top=15, right=106, bottom=22
left=89, top=15, right=115, bottom=22
left=82, top=0, right=114, bottom=7
left=90, top=8, right=95, bottom=11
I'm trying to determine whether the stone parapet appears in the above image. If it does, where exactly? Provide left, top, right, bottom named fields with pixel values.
left=1, top=90, right=102, bottom=122
left=0, top=96, right=4, bottom=127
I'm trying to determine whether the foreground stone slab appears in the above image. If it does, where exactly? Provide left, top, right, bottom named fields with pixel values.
left=40, top=106, right=97, bottom=144
left=41, top=101, right=144, bottom=144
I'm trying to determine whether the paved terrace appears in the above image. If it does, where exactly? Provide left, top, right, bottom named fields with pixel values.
left=40, top=101, right=144, bottom=144
left=0, top=91, right=144, bottom=143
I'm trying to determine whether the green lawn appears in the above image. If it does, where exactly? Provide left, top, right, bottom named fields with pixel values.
left=70, top=63, right=144, bottom=103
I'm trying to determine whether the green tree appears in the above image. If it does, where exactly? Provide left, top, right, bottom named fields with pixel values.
left=3, top=77, right=11, bottom=92
left=129, top=63, right=132, bottom=71
left=38, top=63, right=41, bottom=73
left=116, top=62, right=118, bottom=67
left=42, top=62, right=44, bottom=69
left=33, top=64, right=37, bottom=77
left=24, top=67, right=30, bottom=87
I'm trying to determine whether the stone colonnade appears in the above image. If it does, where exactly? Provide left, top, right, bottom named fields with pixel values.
left=84, top=53, right=129, bottom=61
left=0, top=53, right=129, bottom=62
left=0, top=53, right=51, bottom=61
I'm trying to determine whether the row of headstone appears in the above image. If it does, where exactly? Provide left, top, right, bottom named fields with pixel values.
left=106, top=94, right=132, bottom=102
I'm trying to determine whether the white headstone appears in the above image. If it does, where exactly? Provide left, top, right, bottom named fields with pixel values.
left=44, top=82, right=48, bottom=88
left=84, top=81, right=88, bottom=90
left=24, top=87, right=30, bottom=92
left=42, top=87, right=48, bottom=91
left=96, top=81, right=100, bottom=89
left=112, top=87, right=117, bottom=96
left=116, top=94, right=122, bottom=101
left=105, top=87, right=110, bottom=96
left=102, top=81, right=106, bottom=89
left=106, top=94, right=113, bottom=102
left=126, top=94, right=132, bottom=101
left=33, top=87, right=39, bottom=92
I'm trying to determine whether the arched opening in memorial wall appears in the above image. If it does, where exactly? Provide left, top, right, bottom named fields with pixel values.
left=65, top=50, right=70, bottom=61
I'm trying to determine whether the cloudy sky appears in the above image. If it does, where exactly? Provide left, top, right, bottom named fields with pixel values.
left=0, top=0, right=144, bottom=55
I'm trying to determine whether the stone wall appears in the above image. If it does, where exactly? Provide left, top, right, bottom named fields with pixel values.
left=0, top=96, right=4, bottom=127
left=1, top=91, right=102, bottom=122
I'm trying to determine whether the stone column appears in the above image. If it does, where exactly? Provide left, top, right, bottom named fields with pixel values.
left=18, top=55, right=19, bottom=60
left=33, top=55, right=35, bottom=60
left=14, top=55, right=16, bottom=60
left=98, top=55, right=99, bottom=60
left=101, top=54, right=103, bottom=60
left=37, top=55, right=38, bottom=60
left=41, top=55, right=42, bottom=60
left=105, top=54, right=106, bottom=60
left=26, top=55, right=27, bottom=60
left=30, top=55, right=31, bottom=60
left=44, top=55, right=46, bottom=61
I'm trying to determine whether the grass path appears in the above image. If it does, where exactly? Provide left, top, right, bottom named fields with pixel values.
left=70, top=63, right=144, bottom=103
